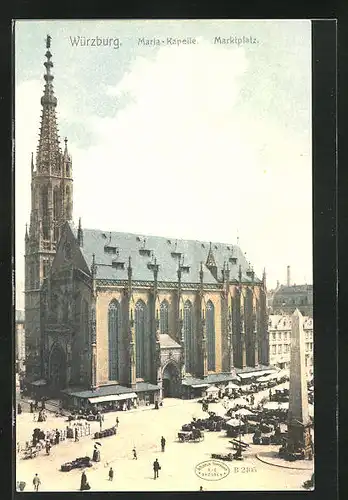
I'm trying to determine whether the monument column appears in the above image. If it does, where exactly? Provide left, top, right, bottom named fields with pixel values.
left=287, top=309, right=312, bottom=459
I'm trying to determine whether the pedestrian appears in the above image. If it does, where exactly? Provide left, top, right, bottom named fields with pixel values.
left=30, top=402, right=33, bottom=413
left=132, top=447, right=137, bottom=460
left=153, top=458, right=161, bottom=479
left=32, top=473, right=41, bottom=491
left=74, top=427, right=79, bottom=442
left=116, top=416, right=119, bottom=427
left=45, top=441, right=51, bottom=455
left=55, top=429, right=60, bottom=445
left=33, top=413, right=37, bottom=422
left=108, top=467, right=114, bottom=481
left=80, top=471, right=90, bottom=491
left=199, top=486, right=204, bottom=491
left=161, top=436, right=166, bottom=452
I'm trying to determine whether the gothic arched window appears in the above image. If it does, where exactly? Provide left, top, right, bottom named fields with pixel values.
left=41, top=185, right=48, bottom=218
left=160, top=300, right=169, bottom=334
left=135, top=300, right=147, bottom=379
left=206, top=300, right=216, bottom=371
left=184, top=300, right=194, bottom=373
left=108, top=300, right=121, bottom=381
left=83, top=299, right=89, bottom=345
left=53, top=186, right=60, bottom=220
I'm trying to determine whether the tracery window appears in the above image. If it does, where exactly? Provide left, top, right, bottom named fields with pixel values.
left=206, top=300, right=215, bottom=371
left=160, top=300, right=169, bottom=334
left=108, top=300, right=120, bottom=380
left=83, top=299, right=89, bottom=345
left=135, top=300, right=147, bottom=379
left=184, top=300, right=194, bottom=373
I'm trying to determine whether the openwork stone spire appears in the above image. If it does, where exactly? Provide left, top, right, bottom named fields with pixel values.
left=206, top=242, right=217, bottom=268
left=36, top=35, right=62, bottom=174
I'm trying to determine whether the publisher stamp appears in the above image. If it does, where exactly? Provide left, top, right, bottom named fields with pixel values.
left=195, top=460, right=230, bottom=481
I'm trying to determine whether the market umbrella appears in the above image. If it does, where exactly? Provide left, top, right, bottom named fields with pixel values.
left=226, top=382, right=239, bottom=389
left=234, top=408, right=254, bottom=417
left=206, top=385, right=219, bottom=393
left=225, top=418, right=241, bottom=427
left=230, top=397, right=249, bottom=408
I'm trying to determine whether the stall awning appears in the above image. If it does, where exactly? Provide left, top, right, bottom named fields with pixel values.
left=238, top=370, right=275, bottom=379
left=88, top=392, right=137, bottom=404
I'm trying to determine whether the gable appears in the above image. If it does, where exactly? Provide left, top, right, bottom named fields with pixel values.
left=51, top=222, right=90, bottom=276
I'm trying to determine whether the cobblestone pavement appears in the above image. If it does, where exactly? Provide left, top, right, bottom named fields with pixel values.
left=15, top=391, right=313, bottom=492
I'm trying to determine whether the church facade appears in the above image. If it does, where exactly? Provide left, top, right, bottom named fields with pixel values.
left=24, top=38, right=270, bottom=404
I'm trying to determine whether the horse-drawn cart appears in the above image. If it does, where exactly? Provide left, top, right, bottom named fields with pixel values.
left=178, top=428, right=204, bottom=442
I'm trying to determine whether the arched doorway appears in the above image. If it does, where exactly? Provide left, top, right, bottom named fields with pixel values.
left=49, top=343, right=67, bottom=394
left=162, top=361, right=181, bottom=398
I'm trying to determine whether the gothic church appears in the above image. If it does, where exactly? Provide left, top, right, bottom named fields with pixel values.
left=25, top=38, right=270, bottom=406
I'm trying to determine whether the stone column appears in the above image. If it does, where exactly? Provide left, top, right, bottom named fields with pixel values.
left=287, top=309, right=312, bottom=458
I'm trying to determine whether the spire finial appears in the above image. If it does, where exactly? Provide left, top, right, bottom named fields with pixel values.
left=77, top=217, right=83, bottom=247
left=46, top=34, right=51, bottom=49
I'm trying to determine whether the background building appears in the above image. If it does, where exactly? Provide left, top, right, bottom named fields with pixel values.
left=267, top=267, right=313, bottom=317
left=268, top=314, right=313, bottom=375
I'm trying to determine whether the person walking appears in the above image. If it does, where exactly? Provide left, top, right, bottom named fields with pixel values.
left=116, top=416, right=119, bottom=427
left=80, top=471, right=90, bottom=491
left=33, top=474, right=41, bottom=491
left=74, top=427, right=79, bottom=442
left=153, top=458, right=161, bottom=479
left=108, top=467, right=114, bottom=481
left=132, top=447, right=137, bottom=460
left=45, top=441, right=51, bottom=455
left=55, top=429, right=60, bottom=445
left=161, top=436, right=166, bottom=452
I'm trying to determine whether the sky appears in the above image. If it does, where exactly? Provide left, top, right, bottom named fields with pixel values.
left=15, top=20, right=312, bottom=310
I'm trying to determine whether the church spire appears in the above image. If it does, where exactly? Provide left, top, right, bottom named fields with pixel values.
left=36, top=35, right=61, bottom=174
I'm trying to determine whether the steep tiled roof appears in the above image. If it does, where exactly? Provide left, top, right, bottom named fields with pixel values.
left=61, top=384, right=133, bottom=399
left=69, top=222, right=259, bottom=285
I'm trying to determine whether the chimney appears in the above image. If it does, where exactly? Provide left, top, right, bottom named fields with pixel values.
left=287, top=265, right=291, bottom=287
